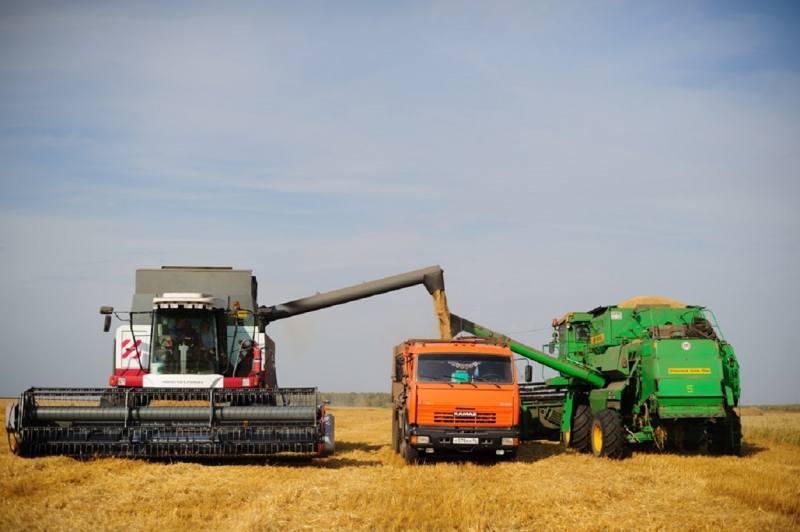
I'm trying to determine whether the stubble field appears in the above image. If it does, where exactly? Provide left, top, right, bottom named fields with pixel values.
left=2, top=400, right=798, bottom=532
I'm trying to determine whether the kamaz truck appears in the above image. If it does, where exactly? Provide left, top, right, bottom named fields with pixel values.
left=391, top=337, right=520, bottom=463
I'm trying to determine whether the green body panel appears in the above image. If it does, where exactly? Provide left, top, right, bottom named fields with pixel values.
left=656, top=398, right=726, bottom=419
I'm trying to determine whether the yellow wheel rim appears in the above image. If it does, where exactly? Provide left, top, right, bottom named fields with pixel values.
left=593, top=424, right=603, bottom=452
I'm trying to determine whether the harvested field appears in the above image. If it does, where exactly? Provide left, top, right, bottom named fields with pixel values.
left=2, top=399, right=799, bottom=532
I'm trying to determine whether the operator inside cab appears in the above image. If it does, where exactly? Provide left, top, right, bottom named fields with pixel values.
left=152, top=313, right=219, bottom=375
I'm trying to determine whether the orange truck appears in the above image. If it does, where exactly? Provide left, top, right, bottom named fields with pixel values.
left=391, top=337, right=520, bottom=463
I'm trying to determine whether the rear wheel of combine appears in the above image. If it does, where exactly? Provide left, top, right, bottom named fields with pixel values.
left=710, top=410, right=742, bottom=456
left=591, top=409, right=625, bottom=459
left=563, top=403, right=592, bottom=452
left=730, top=412, right=742, bottom=456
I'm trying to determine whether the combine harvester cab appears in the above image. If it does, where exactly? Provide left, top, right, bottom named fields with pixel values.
left=451, top=297, right=742, bottom=459
left=6, top=265, right=446, bottom=460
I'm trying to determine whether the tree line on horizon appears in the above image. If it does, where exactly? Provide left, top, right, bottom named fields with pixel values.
left=318, top=392, right=392, bottom=407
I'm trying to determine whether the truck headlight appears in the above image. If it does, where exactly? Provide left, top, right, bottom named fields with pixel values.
left=501, top=438, right=517, bottom=446
left=417, top=435, right=430, bottom=444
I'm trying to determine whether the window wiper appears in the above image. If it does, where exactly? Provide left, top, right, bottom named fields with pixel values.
left=419, top=374, right=453, bottom=387
left=472, top=376, right=500, bottom=389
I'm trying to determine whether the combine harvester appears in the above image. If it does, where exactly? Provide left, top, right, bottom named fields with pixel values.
left=450, top=296, right=742, bottom=458
left=6, top=265, right=445, bottom=459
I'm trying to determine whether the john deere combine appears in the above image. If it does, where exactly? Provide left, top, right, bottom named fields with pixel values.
left=451, top=297, right=741, bottom=458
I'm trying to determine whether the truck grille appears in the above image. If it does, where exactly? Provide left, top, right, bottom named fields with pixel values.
left=433, top=412, right=496, bottom=424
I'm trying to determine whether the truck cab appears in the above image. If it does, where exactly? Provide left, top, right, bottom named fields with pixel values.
left=391, top=338, right=520, bottom=463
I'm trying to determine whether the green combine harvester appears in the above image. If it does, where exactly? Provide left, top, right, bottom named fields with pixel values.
left=450, top=296, right=741, bottom=458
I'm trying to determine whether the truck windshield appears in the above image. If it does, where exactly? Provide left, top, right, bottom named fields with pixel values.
left=151, top=309, right=221, bottom=375
left=416, top=353, right=513, bottom=384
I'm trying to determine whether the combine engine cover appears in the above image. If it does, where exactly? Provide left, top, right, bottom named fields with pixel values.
left=7, top=387, right=334, bottom=459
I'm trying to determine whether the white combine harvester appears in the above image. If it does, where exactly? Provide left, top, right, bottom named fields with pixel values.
left=6, top=265, right=445, bottom=460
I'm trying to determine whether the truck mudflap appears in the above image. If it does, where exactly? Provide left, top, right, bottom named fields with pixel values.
left=8, top=387, right=331, bottom=459
left=409, top=426, right=520, bottom=454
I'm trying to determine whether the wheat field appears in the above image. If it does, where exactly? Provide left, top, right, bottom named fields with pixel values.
left=2, top=400, right=799, bottom=532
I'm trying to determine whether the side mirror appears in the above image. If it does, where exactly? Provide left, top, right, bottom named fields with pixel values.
left=100, top=307, right=113, bottom=332
left=524, top=365, right=532, bottom=383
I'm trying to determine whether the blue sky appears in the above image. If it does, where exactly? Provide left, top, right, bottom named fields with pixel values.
left=1, top=1, right=798, bottom=403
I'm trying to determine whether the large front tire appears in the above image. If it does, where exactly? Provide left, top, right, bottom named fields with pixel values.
left=591, top=409, right=625, bottom=459
left=563, top=403, right=593, bottom=452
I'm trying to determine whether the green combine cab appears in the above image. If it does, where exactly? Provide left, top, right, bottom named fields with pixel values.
left=451, top=297, right=742, bottom=458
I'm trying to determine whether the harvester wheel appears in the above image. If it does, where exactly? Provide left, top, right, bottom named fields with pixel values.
left=730, top=412, right=742, bottom=456
left=590, top=409, right=625, bottom=459
left=564, top=404, right=592, bottom=452
left=709, top=410, right=742, bottom=456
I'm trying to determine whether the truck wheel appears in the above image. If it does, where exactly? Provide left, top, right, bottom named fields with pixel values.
left=563, top=403, right=592, bottom=452
left=403, top=440, right=420, bottom=464
left=400, top=410, right=419, bottom=464
left=590, top=409, right=625, bottom=459
left=391, top=412, right=400, bottom=453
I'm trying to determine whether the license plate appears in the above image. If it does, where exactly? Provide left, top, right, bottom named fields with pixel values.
left=453, top=437, right=479, bottom=444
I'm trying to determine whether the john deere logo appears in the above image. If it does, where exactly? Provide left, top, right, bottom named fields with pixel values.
left=454, top=411, right=477, bottom=418
left=682, top=341, right=691, bottom=351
